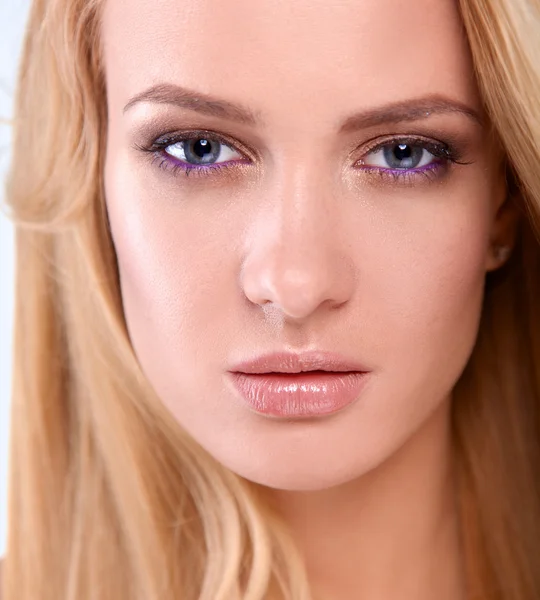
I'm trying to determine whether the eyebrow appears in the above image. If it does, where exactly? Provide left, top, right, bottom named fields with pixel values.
left=123, top=83, right=483, bottom=130
left=339, top=96, right=483, bottom=131
left=123, top=83, right=261, bottom=125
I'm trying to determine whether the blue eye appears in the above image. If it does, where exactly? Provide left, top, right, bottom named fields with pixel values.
left=364, top=143, right=435, bottom=170
left=136, top=131, right=466, bottom=183
left=135, top=131, right=249, bottom=178
left=355, top=137, right=464, bottom=183
left=164, top=137, right=244, bottom=167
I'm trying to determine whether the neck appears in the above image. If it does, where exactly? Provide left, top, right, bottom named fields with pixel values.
left=266, top=397, right=466, bottom=600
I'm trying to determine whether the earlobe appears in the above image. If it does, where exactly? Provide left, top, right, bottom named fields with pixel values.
left=485, top=192, right=521, bottom=272
left=486, top=243, right=512, bottom=272
left=494, top=245, right=512, bottom=263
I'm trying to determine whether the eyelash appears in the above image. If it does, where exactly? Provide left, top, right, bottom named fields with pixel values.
left=135, top=131, right=249, bottom=179
left=135, top=130, right=469, bottom=183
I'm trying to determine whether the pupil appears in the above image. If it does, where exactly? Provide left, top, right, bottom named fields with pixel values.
left=192, top=139, right=212, bottom=158
left=394, top=144, right=412, bottom=161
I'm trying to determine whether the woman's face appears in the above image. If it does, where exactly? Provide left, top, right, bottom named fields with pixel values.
left=103, top=0, right=508, bottom=490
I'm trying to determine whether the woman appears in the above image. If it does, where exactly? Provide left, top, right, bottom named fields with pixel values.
left=2, top=0, right=540, bottom=598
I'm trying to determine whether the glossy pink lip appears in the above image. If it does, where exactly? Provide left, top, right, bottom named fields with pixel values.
left=228, top=351, right=371, bottom=418
left=229, top=350, right=370, bottom=375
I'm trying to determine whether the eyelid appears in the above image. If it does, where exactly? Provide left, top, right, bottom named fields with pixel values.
left=149, top=129, right=254, bottom=161
left=134, top=127, right=471, bottom=185
left=142, top=128, right=461, bottom=165
left=165, top=137, right=243, bottom=166
left=354, top=135, right=453, bottom=163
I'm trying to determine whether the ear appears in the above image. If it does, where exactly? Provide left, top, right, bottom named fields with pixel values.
left=485, top=172, right=521, bottom=272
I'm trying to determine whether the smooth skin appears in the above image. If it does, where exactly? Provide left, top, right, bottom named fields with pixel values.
left=101, top=0, right=518, bottom=598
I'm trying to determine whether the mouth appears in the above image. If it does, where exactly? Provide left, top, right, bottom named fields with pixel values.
left=228, top=350, right=371, bottom=418
left=243, top=369, right=362, bottom=378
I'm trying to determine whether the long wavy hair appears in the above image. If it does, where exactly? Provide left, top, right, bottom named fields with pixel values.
left=2, top=0, right=540, bottom=598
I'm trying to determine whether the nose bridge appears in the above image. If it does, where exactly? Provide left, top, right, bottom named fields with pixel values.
left=240, top=160, right=355, bottom=321
left=274, top=160, right=335, bottom=251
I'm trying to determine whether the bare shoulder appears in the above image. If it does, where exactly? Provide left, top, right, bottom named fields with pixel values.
left=0, top=557, right=3, bottom=600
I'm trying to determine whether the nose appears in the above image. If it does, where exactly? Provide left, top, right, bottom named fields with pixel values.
left=240, top=169, right=356, bottom=323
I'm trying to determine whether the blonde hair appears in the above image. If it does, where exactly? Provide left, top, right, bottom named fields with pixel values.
left=2, top=0, right=540, bottom=598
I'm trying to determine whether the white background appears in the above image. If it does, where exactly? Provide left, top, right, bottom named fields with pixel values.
left=0, top=0, right=31, bottom=558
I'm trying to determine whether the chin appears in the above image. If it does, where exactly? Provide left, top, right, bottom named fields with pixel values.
left=215, top=446, right=385, bottom=492
left=246, top=471, right=362, bottom=492
left=239, top=466, right=361, bottom=492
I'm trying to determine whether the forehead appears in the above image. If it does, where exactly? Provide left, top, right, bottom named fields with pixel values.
left=101, top=0, right=480, bottom=126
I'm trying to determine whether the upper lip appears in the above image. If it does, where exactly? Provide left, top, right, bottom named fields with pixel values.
left=229, top=350, right=370, bottom=374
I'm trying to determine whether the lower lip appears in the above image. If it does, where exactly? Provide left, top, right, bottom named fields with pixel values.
left=229, top=371, right=369, bottom=418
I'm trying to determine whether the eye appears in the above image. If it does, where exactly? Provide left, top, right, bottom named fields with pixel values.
left=360, top=142, right=439, bottom=170
left=352, top=136, right=468, bottom=184
left=164, top=136, right=244, bottom=166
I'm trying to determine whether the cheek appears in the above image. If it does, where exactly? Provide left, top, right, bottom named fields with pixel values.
left=361, top=195, right=491, bottom=407
left=103, top=154, right=237, bottom=383
left=380, top=228, right=487, bottom=332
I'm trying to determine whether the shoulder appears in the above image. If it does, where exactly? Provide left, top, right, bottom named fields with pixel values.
left=0, top=557, right=3, bottom=600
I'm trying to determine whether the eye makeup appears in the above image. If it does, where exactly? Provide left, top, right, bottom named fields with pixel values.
left=132, top=127, right=473, bottom=185
left=355, top=134, right=472, bottom=185
left=134, top=129, right=252, bottom=179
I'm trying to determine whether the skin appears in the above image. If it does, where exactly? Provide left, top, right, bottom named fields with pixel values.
left=101, top=0, right=518, bottom=597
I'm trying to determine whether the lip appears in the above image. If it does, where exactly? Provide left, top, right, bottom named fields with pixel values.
left=228, top=351, right=371, bottom=418
left=229, top=350, right=370, bottom=375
